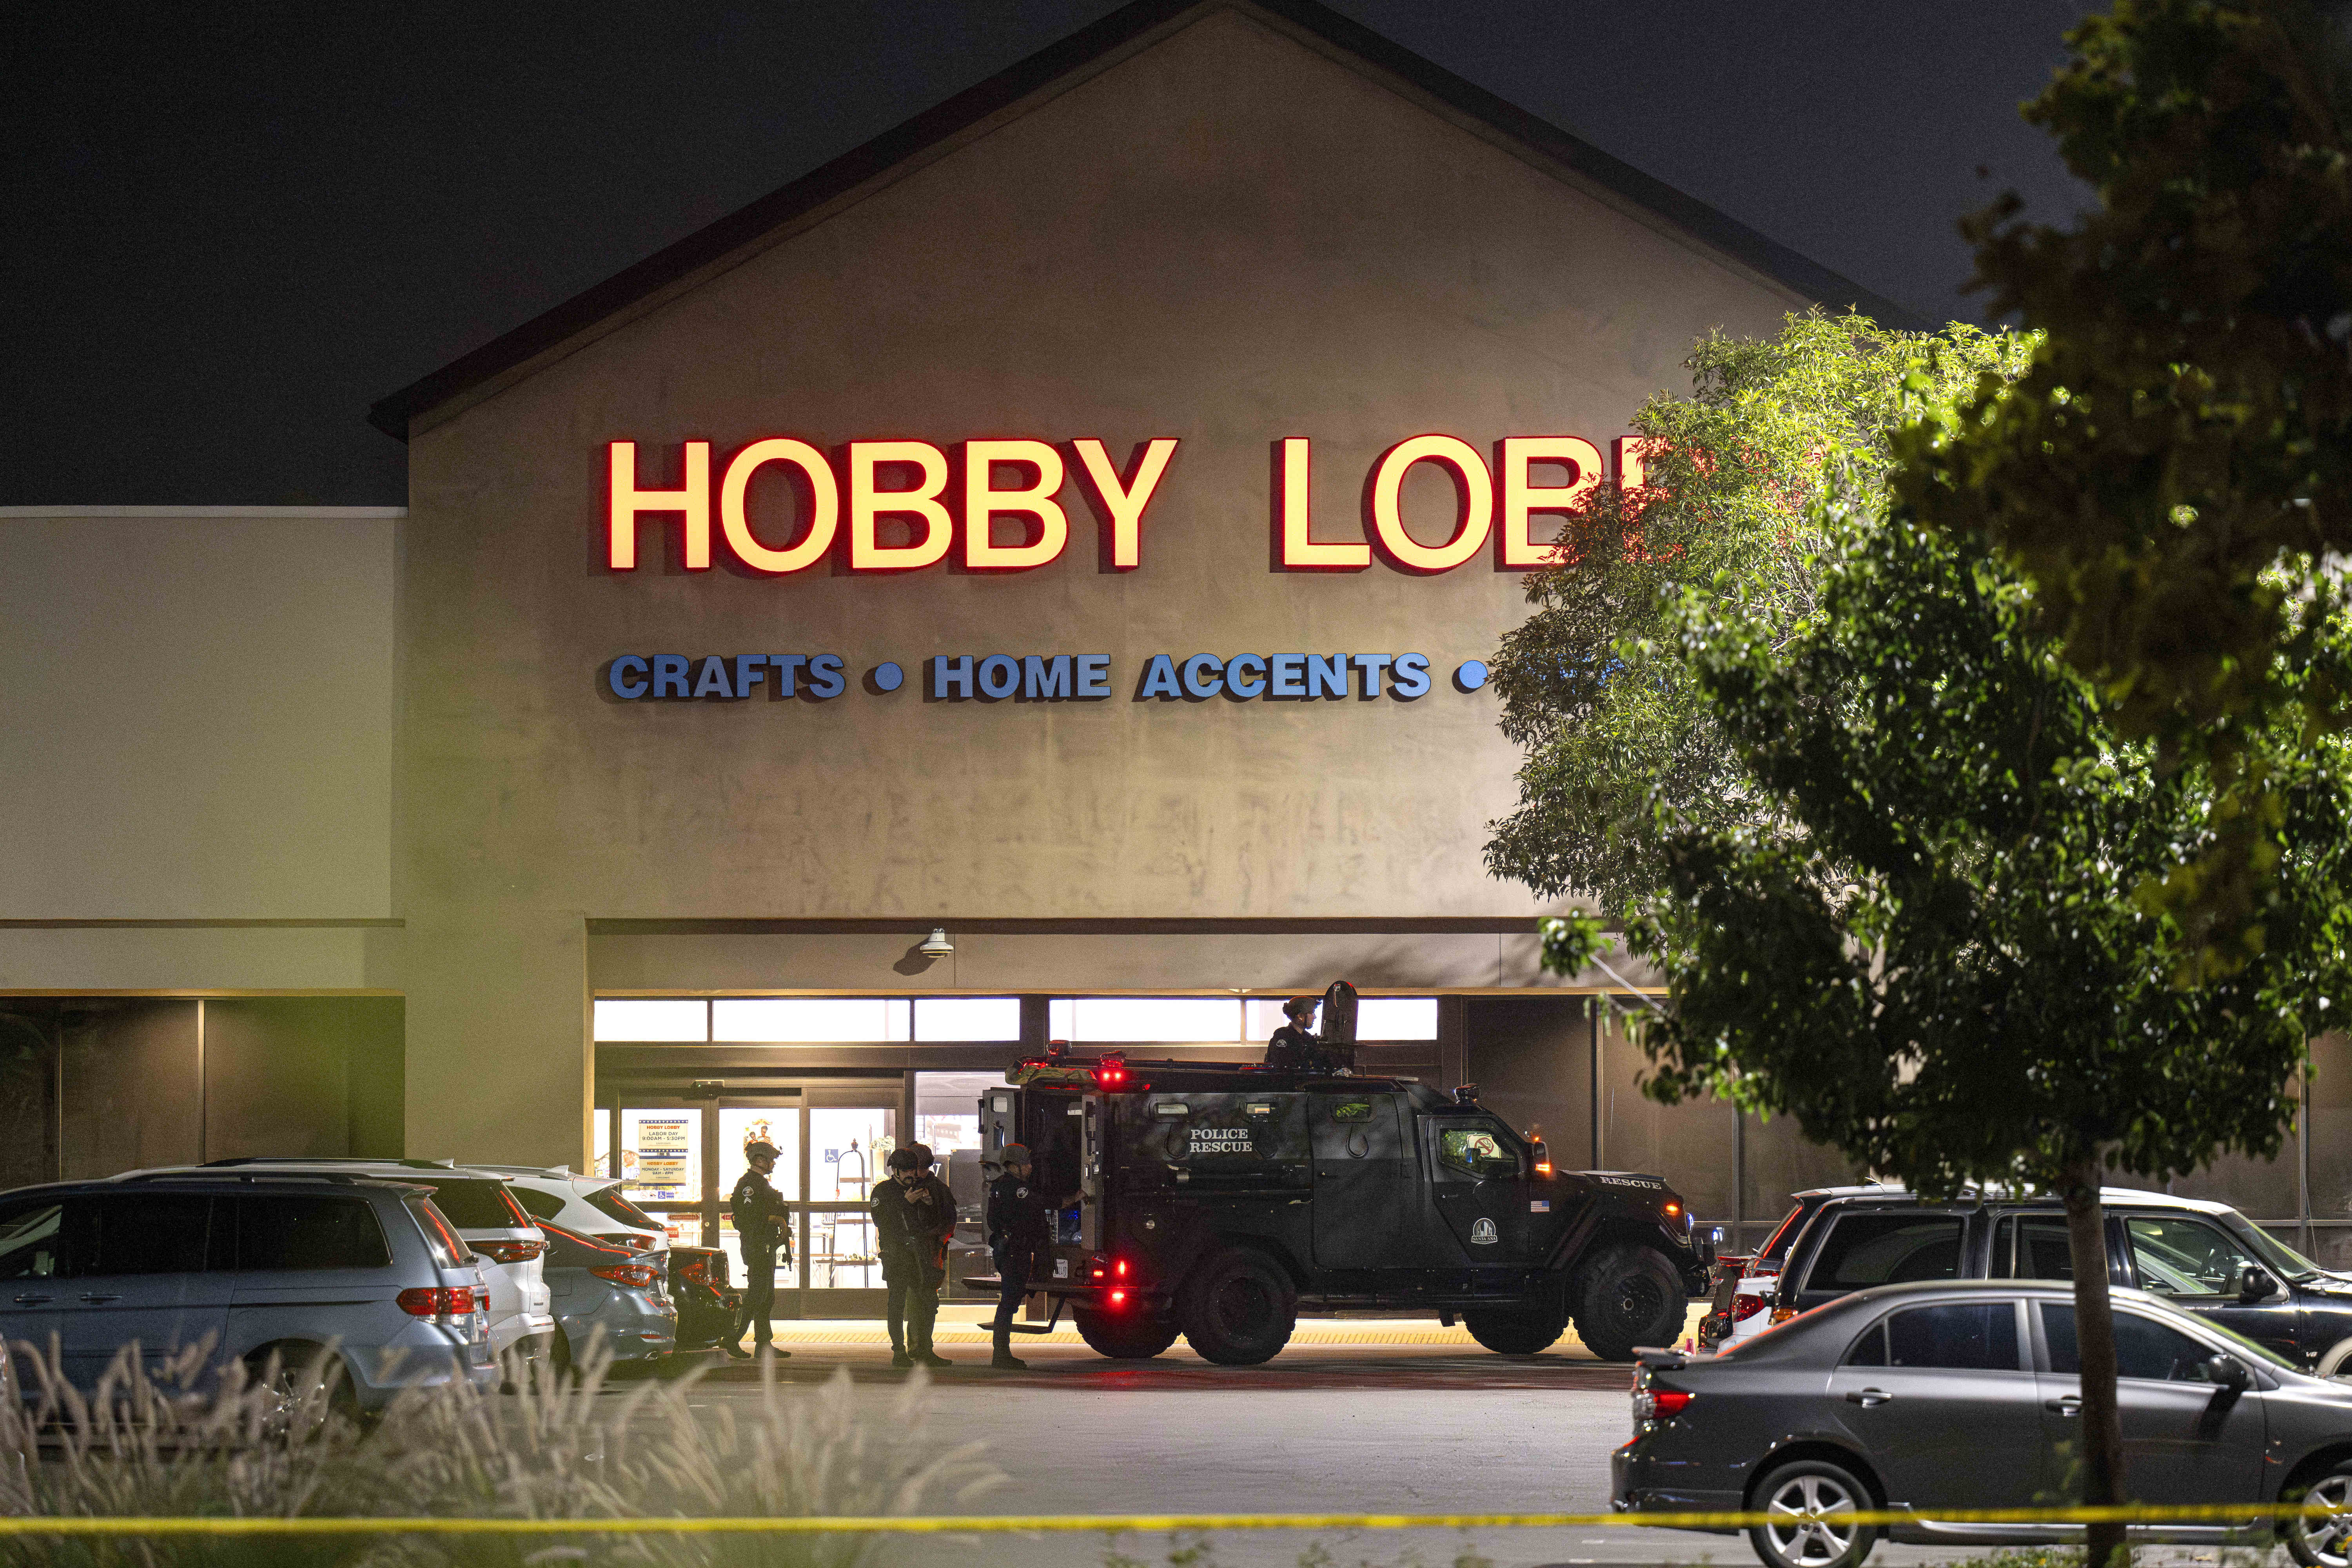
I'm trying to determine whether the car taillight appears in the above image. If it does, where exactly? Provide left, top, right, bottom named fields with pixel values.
left=676, top=1257, right=708, bottom=1281
left=1114, top=1258, right=1128, bottom=1278
left=1107, top=1289, right=1127, bottom=1307
left=596, top=1233, right=651, bottom=1251
left=593, top=1262, right=662, bottom=1289
left=397, top=1286, right=478, bottom=1317
left=1731, top=1294, right=1768, bottom=1321
left=475, top=1239, right=545, bottom=1264
left=1633, top=1387, right=1693, bottom=1420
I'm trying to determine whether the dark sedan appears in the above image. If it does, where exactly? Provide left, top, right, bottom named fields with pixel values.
left=1613, top=1280, right=2352, bottom=1568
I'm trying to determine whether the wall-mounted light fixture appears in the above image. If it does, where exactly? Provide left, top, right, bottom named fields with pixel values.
left=918, top=927, right=955, bottom=958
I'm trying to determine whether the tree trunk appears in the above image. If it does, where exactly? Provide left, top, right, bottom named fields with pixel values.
left=2062, top=1157, right=2128, bottom=1568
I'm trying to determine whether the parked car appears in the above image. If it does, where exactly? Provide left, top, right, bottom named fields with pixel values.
left=535, top=1220, right=674, bottom=1369
left=1615, top=1279, right=2352, bottom=1568
left=153, top=1159, right=556, bottom=1368
left=666, top=1245, right=739, bottom=1353
left=1698, top=1192, right=1844, bottom=1351
left=0, top=1172, right=497, bottom=1411
left=472, top=1165, right=668, bottom=1256
left=1763, top=1185, right=2352, bottom=1374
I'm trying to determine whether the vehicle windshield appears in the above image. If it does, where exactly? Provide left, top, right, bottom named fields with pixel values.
left=585, top=1185, right=660, bottom=1230
left=2196, top=1312, right=2303, bottom=1374
left=1757, top=1203, right=1813, bottom=1263
left=2227, top=1216, right=2323, bottom=1283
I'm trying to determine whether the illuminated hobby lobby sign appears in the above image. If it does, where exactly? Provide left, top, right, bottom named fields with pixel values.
left=606, top=432, right=1650, bottom=574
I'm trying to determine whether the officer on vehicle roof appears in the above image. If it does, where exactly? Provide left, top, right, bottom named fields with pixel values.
left=986, top=1143, right=1051, bottom=1370
left=726, top=1140, right=792, bottom=1361
left=874, top=1143, right=955, bottom=1368
left=1262, top=996, right=1331, bottom=1073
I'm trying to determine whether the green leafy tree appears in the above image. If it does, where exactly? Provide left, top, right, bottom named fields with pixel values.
left=1898, top=0, right=2352, bottom=943
left=1485, top=312, right=2027, bottom=916
left=1635, top=464, right=2352, bottom=1565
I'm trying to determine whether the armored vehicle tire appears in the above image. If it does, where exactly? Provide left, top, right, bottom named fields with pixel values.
left=1571, top=1244, right=1687, bottom=1361
left=1178, top=1247, right=1298, bottom=1366
left=1462, top=1306, right=1568, bottom=1356
left=1074, top=1307, right=1181, bottom=1360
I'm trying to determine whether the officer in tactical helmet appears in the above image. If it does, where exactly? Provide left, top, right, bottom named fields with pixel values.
left=986, top=1143, right=1051, bottom=1370
left=726, top=1140, right=792, bottom=1361
left=874, top=1144, right=955, bottom=1368
left=1261, top=996, right=1324, bottom=1072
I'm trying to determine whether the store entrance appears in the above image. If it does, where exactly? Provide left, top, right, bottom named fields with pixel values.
left=604, top=1085, right=898, bottom=1319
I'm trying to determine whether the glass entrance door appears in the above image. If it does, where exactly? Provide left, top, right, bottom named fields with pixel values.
left=607, top=1087, right=896, bottom=1319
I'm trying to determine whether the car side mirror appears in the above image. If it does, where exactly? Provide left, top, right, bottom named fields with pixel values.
left=2207, top=1352, right=2250, bottom=1392
left=2240, top=1265, right=2278, bottom=1304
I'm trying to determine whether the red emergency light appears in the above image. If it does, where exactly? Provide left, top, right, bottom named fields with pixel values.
left=1093, top=1052, right=1131, bottom=1089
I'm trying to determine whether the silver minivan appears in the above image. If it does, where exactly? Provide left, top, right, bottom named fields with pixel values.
left=0, top=1172, right=497, bottom=1410
left=156, top=1159, right=557, bottom=1368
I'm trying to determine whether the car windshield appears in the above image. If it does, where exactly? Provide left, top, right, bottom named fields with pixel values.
left=2227, top=1216, right=2323, bottom=1283
left=584, top=1185, right=660, bottom=1229
left=2196, top=1312, right=2303, bottom=1374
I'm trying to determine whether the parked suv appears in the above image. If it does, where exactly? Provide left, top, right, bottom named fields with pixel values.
left=1766, top=1185, right=2352, bottom=1374
left=0, top=1172, right=496, bottom=1409
left=472, top=1166, right=667, bottom=1256
left=151, top=1160, right=557, bottom=1367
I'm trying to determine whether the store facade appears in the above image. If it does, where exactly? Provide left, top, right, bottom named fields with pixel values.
left=14, top=0, right=2336, bottom=1292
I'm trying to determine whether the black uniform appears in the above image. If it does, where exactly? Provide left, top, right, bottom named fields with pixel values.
left=986, top=1169, right=1053, bottom=1357
left=1263, top=1023, right=1328, bottom=1073
left=728, top=1167, right=791, bottom=1350
left=872, top=1173, right=955, bottom=1357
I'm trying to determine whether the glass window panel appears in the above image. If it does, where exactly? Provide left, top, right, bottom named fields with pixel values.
left=806, top=1107, right=894, bottom=1203
left=653, top=1212, right=705, bottom=1249
left=1810, top=1214, right=1964, bottom=1290
left=593, top=1111, right=613, bottom=1178
left=592, top=999, right=707, bottom=1042
left=915, top=997, right=1020, bottom=1042
left=1048, top=998, right=1074, bottom=1039
left=1061, top=997, right=1240, bottom=1042
left=1245, top=998, right=1301, bottom=1039
left=1357, top=998, right=1437, bottom=1040
left=717, top=1108, right=802, bottom=1203
left=1886, top=1302, right=2018, bottom=1371
left=715, top=1210, right=802, bottom=1292
left=2126, top=1214, right=2256, bottom=1299
left=619, top=1109, right=701, bottom=1204
left=711, top=998, right=893, bottom=1042
left=885, top=999, right=911, bottom=1042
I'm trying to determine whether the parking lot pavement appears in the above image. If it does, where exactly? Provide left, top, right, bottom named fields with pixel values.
left=626, top=1326, right=2260, bottom=1568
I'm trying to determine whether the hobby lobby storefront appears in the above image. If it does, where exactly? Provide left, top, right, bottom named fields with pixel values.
left=17, top=0, right=2334, bottom=1308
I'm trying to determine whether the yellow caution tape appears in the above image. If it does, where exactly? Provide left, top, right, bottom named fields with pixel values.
left=0, top=1503, right=2343, bottom=1536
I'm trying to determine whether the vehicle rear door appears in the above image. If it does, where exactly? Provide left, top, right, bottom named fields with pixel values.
left=1828, top=1298, right=2047, bottom=1510
left=1789, top=1207, right=1968, bottom=1313
left=1425, top=1113, right=1537, bottom=1264
left=225, top=1192, right=408, bottom=1381
left=1309, top=1091, right=1416, bottom=1269
left=2034, top=1300, right=2265, bottom=1504
left=58, top=1192, right=227, bottom=1388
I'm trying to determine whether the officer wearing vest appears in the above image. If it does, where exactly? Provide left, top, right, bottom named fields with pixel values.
left=1261, top=996, right=1324, bottom=1071
left=873, top=1144, right=956, bottom=1368
left=986, top=1143, right=1052, bottom=1370
left=726, top=1140, right=792, bottom=1361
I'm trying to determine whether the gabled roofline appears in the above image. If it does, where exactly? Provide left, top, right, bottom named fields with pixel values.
left=368, top=0, right=1927, bottom=443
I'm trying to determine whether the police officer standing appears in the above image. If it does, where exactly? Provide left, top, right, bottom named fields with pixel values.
left=986, top=1143, right=1051, bottom=1370
left=726, top=1140, right=792, bottom=1361
left=873, top=1144, right=955, bottom=1368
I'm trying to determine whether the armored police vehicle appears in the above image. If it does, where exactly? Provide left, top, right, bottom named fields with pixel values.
left=970, top=996, right=1707, bottom=1366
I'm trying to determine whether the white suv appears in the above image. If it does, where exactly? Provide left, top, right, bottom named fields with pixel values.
left=174, top=1160, right=556, bottom=1367
left=476, top=1166, right=667, bottom=1256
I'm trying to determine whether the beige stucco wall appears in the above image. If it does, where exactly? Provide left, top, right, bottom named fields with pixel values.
left=0, top=508, right=399, bottom=991
left=399, top=7, right=1804, bottom=1163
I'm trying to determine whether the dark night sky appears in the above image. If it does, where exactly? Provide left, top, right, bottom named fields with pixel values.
left=1, top=1, right=2092, bottom=507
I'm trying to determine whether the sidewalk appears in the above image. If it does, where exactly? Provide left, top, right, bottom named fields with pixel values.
left=750, top=1302, right=1710, bottom=1351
